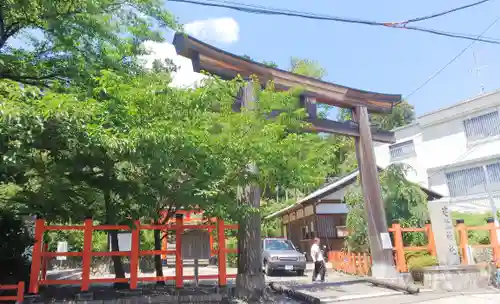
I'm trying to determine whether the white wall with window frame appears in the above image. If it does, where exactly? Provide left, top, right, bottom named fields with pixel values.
left=444, top=160, right=500, bottom=197
left=389, top=139, right=416, bottom=162
left=463, top=110, right=500, bottom=143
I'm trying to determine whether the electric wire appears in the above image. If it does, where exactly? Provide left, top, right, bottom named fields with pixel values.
left=168, top=0, right=500, bottom=45
left=405, top=16, right=500, bottom=100
left=404, top=0, right=493, bottom=23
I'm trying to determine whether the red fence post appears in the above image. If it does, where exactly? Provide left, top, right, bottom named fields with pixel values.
left=17, top=281, right=25, bottom=303
left=29, top=218, right=45, bottom=294
left=175, top=214, right=184, bottom=288
left=425, top=221, right=437, bottom=257
left=81, top=219, right=93, bottom=291
left=129, top=220, right=140, bottom=289
left=217, top=218, right=227, bottom=287
left=456, top=219, right=469, bottom=265
left=392, top=220, right=406, bottom=272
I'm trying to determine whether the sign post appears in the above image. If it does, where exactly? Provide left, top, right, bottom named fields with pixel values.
left=428, top=199, right=460, bottom=266
left=182, top=230, right=211, bottom=287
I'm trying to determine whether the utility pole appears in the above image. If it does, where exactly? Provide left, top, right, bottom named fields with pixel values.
left=482, top=165, right=500, bottom=240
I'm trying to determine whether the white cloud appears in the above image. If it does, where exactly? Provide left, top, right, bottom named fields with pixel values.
left=139, top=40, right=208, bottom=88
left=184, top=17, right=239, bottom=45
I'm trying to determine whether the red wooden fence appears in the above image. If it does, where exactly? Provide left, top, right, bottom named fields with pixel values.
left=328, top=219, right=500, bottom=275
left=328, top=251, right=371, bottom=275
left=28, top=215, right=238, bottom=294
left=0, top=282, right=24, bottom=303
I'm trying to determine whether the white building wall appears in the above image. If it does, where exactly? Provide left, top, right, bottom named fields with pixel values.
left=374, top=90, right=500, bottom=212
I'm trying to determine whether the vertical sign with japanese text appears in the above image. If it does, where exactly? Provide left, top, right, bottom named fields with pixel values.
left=428, top=199, right=460, bottom=266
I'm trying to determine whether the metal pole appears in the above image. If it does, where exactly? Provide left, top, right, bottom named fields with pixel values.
left=482, top=165, right=500, bottom=240
left=352, top=106, right=397, bottom=279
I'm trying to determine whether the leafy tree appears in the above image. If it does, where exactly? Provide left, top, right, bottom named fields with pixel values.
left=337, top=101, right=416, bottom=131
left=197, top=79, right=337, bottom=299
left=290, top=57, right=326, bottom=79
left=242, top=55, right=278, bottom=68
left=345, top=164, right=429, bottom=252
left=0, top=77, right=138, bottom=286
left=261, top=61, right=278, bottom=68
left=371, top=101, right=415, bottom=131
left=0, top=0, right=177, bottom=87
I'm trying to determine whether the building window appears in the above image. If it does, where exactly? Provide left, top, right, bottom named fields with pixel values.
left=445, top=162, right=500, bottom=197
left=463, top=111, right=500, bottom=142
left=389, top=140, right=415, bottom=161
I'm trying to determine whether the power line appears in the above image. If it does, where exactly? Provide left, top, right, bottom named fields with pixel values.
left=168, top=0, right=500, bottom=44
left=404, top=0, right=493, bottom=23
left=405, top=16, right=500, bottom=100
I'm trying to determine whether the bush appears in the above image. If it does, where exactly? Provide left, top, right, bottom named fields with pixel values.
left=407, top=255, right=438, bottom=271
left=405, top=250, right=429, bottom=264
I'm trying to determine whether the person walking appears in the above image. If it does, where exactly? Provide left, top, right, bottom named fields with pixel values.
left=310, top=237, right=325, bottom=282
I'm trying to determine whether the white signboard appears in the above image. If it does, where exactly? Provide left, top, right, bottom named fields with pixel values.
left=56, top=241, right=68, bottom=261
left=428, top=199, right=460, bottom=266
left=109, top=232, right=132, bottom=252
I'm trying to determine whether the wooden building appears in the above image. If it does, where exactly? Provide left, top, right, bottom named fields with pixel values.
left=265, top=167, right=443, bottom=258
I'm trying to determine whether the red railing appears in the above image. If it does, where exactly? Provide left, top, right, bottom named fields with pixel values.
left=0, top=282, right=24, bottom=303
left=456, top=219, right=500, bottom=267
left=328, top=219, right=500, bottom=274
left=388, top=221, right=436, bottom=272
left=28, top=216, right=238, bottom=294
left=328, top=221, right=436, bottom=274
left=328, top=251, right=371, bottom=275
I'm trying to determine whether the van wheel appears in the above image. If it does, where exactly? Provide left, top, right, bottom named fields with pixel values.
left=297, top=270, right=305, bottom=276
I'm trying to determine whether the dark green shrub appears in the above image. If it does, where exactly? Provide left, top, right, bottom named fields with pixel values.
left=407, top=254, right=438, bottom=283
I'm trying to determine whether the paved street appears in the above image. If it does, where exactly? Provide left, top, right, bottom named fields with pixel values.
left=334, top=291, right=500, bottom=304
left=46, top=265, right=500, bottom=303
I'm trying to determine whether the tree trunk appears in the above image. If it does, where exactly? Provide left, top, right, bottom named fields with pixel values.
left=104, top=190, right=129, bottom=289
left=153, top=228, right=165, bottom=284
left=235, top=166, right=265, bottom=302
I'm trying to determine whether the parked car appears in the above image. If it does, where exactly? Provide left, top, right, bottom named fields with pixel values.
left=262, top=238, right=307, bottom=276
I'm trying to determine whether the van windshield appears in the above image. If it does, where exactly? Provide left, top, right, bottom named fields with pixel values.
left=264, top=239, right=295, bottom=251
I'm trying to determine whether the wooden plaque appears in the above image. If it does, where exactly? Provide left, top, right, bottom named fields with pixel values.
left=181, top=230, right=211, bottom=259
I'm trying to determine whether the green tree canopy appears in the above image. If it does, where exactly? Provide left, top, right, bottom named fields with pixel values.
left=290, top=57, right=326, bottom=79
left=0, top=0, right=177, bottom=87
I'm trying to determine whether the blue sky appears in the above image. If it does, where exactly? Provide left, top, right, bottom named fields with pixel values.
left=166, top=0, right=500, bottom=116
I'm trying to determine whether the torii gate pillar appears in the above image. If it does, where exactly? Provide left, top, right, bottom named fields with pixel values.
left=352, top=106, right=397, bottom=278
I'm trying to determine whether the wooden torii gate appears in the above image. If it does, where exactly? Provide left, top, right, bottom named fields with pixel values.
left=173, top=33, right=400, bottom=279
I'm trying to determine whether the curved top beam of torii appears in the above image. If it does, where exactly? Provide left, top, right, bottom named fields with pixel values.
left=173, top=32, right=400, bottom=143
